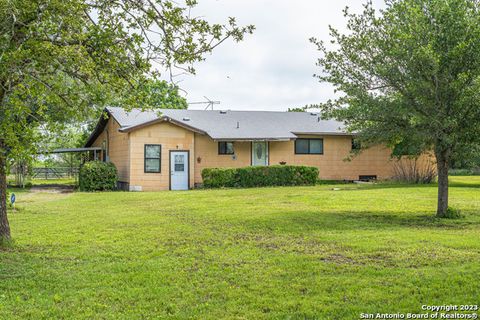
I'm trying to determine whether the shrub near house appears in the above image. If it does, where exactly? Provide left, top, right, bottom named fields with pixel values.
left=202, top=165, right=319, bottom=188
left=79, top=161, right=118, bottom=191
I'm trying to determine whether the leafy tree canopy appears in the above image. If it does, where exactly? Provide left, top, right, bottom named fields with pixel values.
left=0, top=0, right=254, bottom=239
left=1, top=0, right=253, bottom=158
left=311, top=0, right=480, bottom=216
left=109, top=79, right=188, bottom=110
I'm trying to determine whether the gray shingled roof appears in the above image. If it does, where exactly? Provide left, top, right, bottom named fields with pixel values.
left=107, top=106, right=348, bottom=140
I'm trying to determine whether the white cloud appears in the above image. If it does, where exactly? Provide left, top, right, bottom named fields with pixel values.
left=172, top=0, right=385, bottom=111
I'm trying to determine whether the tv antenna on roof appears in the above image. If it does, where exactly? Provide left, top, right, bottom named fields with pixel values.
left=188, top=96, right=220, bottom=110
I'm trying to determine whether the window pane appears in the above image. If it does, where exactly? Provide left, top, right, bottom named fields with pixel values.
left=219, top=142, right=234, bottom=154
left=174, top=155, right=185, bottom=172
left=145, top=159, right=160, bottom=172
left=309, top=139, right=323, bottom=154
left=295, top=139, right=309, bottom=154
left=226, top=142, right=234, bottom=154
left=255, top=142, right=264, bottom=160
left=146, top=145, right=160, bottom=158
left=175, top=154, right=184, bottom=164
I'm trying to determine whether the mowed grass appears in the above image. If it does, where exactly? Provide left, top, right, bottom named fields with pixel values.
left=1, top=177, right=480, bottom=319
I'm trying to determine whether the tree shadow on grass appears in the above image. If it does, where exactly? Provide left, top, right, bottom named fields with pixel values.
left=340, top=180, right=480, bottom=192
left=448, top=181, right=480, bottom=188
left=245, top=208, right=480, bottom=233
left=329, top=183, right=434, bottom=193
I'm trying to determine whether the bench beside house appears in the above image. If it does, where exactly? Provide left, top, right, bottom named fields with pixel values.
left=85, top=107, right=429, bottom=191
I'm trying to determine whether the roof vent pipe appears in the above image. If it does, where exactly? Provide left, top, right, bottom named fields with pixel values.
left=220, top=110, right=227, bottom=114
left=183, top=117, right=190, bottom=121
left=236, top=121, right=240, bottom=129
left=310, top=112, right=317, bottom=116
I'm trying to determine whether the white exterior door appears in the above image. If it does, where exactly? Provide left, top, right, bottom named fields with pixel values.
left=252, top=141, right=268, bottom=166
left=170, top=151, right=189, bottom=190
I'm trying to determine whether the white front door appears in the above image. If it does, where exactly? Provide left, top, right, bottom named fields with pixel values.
left=252, top=141, right=268, bottom=166
left=170, top=151, right=189, bottom=190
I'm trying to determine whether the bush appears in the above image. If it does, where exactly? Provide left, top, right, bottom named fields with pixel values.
left=442, top=207, right=463, bottom=219
left=202, top=165, right=318, bottom=188
left=79, top=161, right=118, bottom=191
left=201, top=168, right=237, bottom=188
left=392, top=157, right=437, bottom=184
left=450, top=168, right=480, bottom=176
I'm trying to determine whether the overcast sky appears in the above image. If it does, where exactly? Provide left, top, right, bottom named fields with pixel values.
left=176, top=0, right=385, bottom=111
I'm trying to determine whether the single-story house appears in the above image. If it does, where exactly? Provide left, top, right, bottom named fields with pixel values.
left=85, top=107, right=423, bottom=191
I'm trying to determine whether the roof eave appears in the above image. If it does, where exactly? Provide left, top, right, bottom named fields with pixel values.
left=291, top=131, right=354, bottom=136
left=118, top=116, right=207, bottom=135
left=42, top=147, right=103, bottom=154
left=84, top=108, right=111, bottom=147
left=212, top=137, right=295, bottom=142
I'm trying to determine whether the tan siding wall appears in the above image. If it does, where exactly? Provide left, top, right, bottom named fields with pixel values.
left=94, top=120, right=434, bottom=190
left=193, top=134, right=403, bottom=183
left=91, top=131, right=106, bottom=150
left=270, top=136, right=395, bottom=180
left=193, top=134, right=251, bottom=183
left=129, top=122, right=194, bottom=191
left=91, top=118, right=130, bottom=182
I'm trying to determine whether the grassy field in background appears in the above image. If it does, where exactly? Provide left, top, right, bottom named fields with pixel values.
left=1, top=177, right=479, bottom=319
left=7, top=176, right=77, bottom=187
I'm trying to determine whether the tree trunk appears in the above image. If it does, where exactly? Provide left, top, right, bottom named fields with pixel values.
left=0, top=140, right=11, bottom=241
left=435, top=149, right=449, bottom=217
left=0, top=80, right=11, bottom=241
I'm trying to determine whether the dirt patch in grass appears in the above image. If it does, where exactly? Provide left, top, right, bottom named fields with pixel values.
left=30, top=185, right=75, bottom=194
left=319, top=253, right=362, bottom=265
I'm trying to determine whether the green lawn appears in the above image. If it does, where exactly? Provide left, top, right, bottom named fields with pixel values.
left=1, top=177, right=479, bottom=319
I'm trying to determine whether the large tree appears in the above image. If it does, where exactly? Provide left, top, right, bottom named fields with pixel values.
left=0, top=0, right=253, bottom=241
left=311, top=0, right=480, bottom=217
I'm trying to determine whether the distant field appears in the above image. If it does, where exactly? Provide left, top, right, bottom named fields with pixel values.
left=1, top=177, right=479, bottom=319
left=29, top=178, right=77, bottom=186
left=7, top=177, right=77, bottom=187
